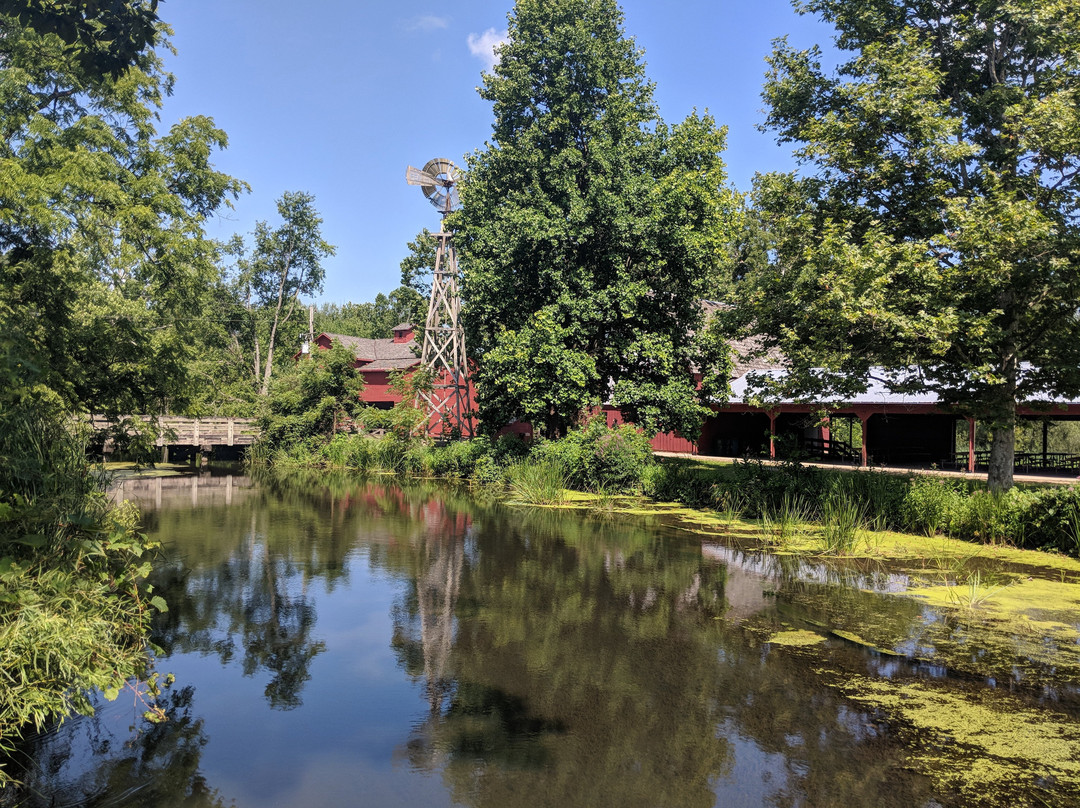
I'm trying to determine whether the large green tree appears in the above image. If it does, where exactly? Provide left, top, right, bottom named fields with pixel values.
left=727, top=0, right=1080, bottom=491
left=455, top=0, right=739, bottom=439
left=0, top=0, right=246, bottom=417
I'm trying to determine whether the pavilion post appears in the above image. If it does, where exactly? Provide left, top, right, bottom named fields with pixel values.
left=1042, top=419, right=1049, bottom=469
left=967, top=418, right=976, bottom=473
left=768, top=412, right=777, bottom=459
left=859, top=414, right=869, bottom=467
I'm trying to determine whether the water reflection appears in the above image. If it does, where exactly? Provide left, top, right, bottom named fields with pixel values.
left=9, top=474, right=1077, bottom=806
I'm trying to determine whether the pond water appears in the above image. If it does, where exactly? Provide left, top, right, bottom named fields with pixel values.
left=6, top=472, right=1080, bottom=807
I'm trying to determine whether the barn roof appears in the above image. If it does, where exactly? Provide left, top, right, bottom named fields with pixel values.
left=319, top=332, right=420, bottom=371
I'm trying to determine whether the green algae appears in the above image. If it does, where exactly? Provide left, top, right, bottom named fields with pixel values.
left=767, top=629, right=826, bottom=647
left=829, top=629, right=904, bottom=656
left=834, top=675, right=1080, bottom=807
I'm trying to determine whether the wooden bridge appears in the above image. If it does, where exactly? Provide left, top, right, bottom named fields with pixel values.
left=91, top=416, right=260, bottom=460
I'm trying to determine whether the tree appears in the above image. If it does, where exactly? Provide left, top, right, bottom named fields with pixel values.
left=728, top=0, right=1080, bottom=491
left=455, top=0, right=740, bottom=439
left=315, top=286, right=424, bottom=339
left=256, top=341, right=364, bottom=452
left=234, top=192, right=334, bottom=396
left=0, top=1, right=246, bottom=418
left=399, top=227, right=439, bottom=301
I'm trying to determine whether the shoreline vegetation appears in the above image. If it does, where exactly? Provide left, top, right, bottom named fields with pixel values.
left=0, top=404, right=167, bottom=787
left=250, top=420, right=1080, bottom=561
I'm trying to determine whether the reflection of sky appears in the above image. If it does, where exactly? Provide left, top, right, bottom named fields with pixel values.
left=164, top=553, right=458, bottom=808
left=710, top=720, right=792, bottom=807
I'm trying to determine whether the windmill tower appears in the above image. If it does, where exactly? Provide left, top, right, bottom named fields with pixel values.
left=405, top=158, right=473, bottom=438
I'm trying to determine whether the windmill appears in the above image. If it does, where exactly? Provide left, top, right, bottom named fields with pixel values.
left=405, top=158, right=473, bottom=438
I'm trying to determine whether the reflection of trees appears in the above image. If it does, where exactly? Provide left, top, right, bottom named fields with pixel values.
left=5, top=684, right=229, bottom=808
left=386, top=507, right=734, bottom=808
left=381, top=505, right=945, bottom=808
left=116, top=475, right=959, bottom=807
left=150, top=499, right=330, bottom=710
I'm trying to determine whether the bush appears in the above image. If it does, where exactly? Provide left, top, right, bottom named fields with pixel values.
left=643, top=462, right=724, bottom=509
left=507, top=457, right=568, bottom=504
left=1015, top=486, right=1080, bottom=554
left=534, top=419, right=654, bottom=494
left=0, top=399, right=163, bottom=779
left=900, top=477, right=964, bottom=536
left=722, top=456, right=824, bottom=519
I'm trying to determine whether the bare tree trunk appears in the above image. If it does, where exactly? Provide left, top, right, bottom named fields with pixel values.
left=986, top=349, right=1018, bottom=493
left=987, top=416, right=1015, bottom=493
left=259, top=244, right=301, bottom=397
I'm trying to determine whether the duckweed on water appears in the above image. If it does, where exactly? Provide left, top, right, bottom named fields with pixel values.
left=835, top=675, right=1080, bottom=807
left=767, top=629, right=826, bottom=647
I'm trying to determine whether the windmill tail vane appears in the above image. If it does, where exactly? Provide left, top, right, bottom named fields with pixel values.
left=405, top=158, right=472, bottom=439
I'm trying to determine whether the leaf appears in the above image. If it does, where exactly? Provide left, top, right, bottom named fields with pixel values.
left=149, top=595, right=168, bottom=613
left=103, top=686, right=120, bottom=702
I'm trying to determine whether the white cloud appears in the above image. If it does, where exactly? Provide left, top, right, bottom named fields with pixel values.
left=467, top=27, right=508, bottom=71
left=406, top=15, right=449, bottom=32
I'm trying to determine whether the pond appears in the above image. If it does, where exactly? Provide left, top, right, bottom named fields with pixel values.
left=5, top=472, right=1080, bottom=807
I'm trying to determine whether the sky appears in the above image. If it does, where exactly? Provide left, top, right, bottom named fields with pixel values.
left=157, top=0, right=839, bottom=305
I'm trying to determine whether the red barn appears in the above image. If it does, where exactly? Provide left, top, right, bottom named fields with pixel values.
left=308, top=324, right=421, bottom=409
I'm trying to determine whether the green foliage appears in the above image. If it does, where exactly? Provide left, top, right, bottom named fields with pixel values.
left=254, top=342, right=364, bottom=456
left=231, top=192, right=335, bottom=397
left=506, top=457, right=569, bottom=505
left=399, top=228, right=438, bottom=302
left=0, top=392, right=163, bottom=781
left=1016, top=487, right=1080, bottom=555
left=457, top=0, right=741, bottom=439
left=901, top=478, right=966, bottom=537
left=820, top=492, right=867, bottom=555
left=0, top=4, right=246, bottom=418
left=531, top=419, right=655, bottom=494
left=315, top=286, right=424, bottom=340
left=729, top=0, right=1080, bottom=491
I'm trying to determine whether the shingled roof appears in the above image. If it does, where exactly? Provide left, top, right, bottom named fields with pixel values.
left=699, top=301, right=784, bottom=379
left=320, top=332, right=420, bottom=371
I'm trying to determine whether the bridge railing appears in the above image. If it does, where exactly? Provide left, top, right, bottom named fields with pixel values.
left=89, top=416, right=260, bottom=448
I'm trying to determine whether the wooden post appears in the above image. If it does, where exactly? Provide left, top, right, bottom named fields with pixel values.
left=768, top=412, right=777, bottom=459
left=1042, top=419, right=1049, bottom=469
left=968, top=417, right=976, bottom=473
left=860, top=414, right=870, bottom=467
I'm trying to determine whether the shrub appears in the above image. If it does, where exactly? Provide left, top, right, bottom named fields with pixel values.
left=644, top=462, right=725, bottom=508
left=901, top=477, right=964, bottom=536
left=1016, top=486, right=1080, bottom=554
left=724, top=456, right=824, bottom=519
left=534, top=419, right=654, bottom=494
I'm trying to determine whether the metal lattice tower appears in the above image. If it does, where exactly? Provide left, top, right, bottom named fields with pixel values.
left=405, top=158, right=473, bottom=438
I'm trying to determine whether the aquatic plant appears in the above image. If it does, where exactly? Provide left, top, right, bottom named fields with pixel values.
left=820, top=492, right=867, bottom=555
left=717, top=490, right=745, bottom=524
left=508, top=458, right=568, bottom=505
left=948, top=571, right=1005, bottom=610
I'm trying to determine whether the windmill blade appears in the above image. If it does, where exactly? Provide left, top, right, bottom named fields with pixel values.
left=406, top=165, right=437, bottom=187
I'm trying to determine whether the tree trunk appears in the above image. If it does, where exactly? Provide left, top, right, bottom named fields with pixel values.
left=986, top=416, right=1015, bottom=493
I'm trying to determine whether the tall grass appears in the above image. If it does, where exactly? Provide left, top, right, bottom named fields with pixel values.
left=507, top=458, right=568, bottom=505
left=759, top=492, right=807, bottom=546
left=820, top=492, right=867, bottom=555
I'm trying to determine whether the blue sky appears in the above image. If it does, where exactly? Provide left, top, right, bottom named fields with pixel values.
left=158, top=0, right=837, bottom=305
